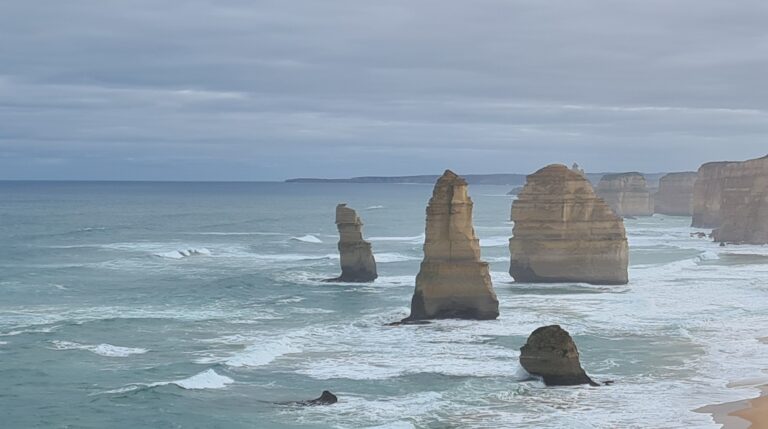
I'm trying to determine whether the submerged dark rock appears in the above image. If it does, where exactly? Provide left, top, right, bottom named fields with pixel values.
left=281, top=391, right=338, bottom=406
left=519, top=325, right=598, bottom=387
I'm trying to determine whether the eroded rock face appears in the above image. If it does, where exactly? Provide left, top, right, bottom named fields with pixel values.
left=711, top=156, right=768, bottom=244
left=406, top=170, right=499, bottom=321
left=654, top=172, right=698, bottom=216
left=596, top=172, right=654, bottom=217
left=509, top=164, right=629, bottom=285
left=327, top=204, right=377, bottom=282
left=691, top=161, right=735, bottom=228
left=520, top=325, right=598, bottom=386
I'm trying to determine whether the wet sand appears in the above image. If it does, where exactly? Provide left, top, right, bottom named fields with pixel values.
left=698, top=386, right=768, bottom=428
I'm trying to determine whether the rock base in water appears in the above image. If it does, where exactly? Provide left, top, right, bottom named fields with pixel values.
left=404, top=170, right=499, bottom=321
left=520, top=325, right=598, bottom=387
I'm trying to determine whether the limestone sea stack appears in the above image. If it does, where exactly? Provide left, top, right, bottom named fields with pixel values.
left=327, top=204, right=377, bottom=282
left=596, top=172, right=654, bottom=217
left=654, top=172, right=697, bottom=216
left=520, top=325, right=598, bottom=386
left=405, top=170, right=499, bottom=321
left=509, top=164, right=629, bottom=285
left=711, top=155, right=768, bottom=244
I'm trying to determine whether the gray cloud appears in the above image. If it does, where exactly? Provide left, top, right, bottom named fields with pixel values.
left=1, top=0, right=767, bottom=180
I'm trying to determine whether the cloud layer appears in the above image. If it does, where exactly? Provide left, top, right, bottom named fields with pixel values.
left=1, top=0, right=767, bottom=179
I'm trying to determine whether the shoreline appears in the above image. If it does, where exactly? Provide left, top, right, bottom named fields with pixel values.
left=698, top=338, right=768, bottom=428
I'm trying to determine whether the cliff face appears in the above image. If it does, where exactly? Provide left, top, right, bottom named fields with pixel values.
left=327, top=204, right=377, bottom=282
left=596, top=172, right=654, bottom=217
left=691, top=161, right=734, bottom=228
left=509, top=164, right=629, bottom=285
left=654, top=172, right=698, bottom=216
left=711, top=156, right=768, bottom=244
left=406, top=170, right=499, bottom=320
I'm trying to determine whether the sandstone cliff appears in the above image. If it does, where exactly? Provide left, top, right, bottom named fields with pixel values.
left=711, top=155, right=768, bottom=244
left=691, top=161, right=734, bottom=228
left=596, top=172, right=654, bottom=217
left=406, top=170, right=499, bottom=320
left=509, top=164, right=629, bottom=285
left=327, top=204, right=378, bottom=282
left=654, top=172, right=697, bottom=216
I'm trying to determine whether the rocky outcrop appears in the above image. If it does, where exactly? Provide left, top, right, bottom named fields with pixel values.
left=326, top=204, right=377, bottom=282
left=509, top=164, right=629, bottom=285
left=654, top=172, right=697, bottom=216
left=711, top=156, right=768, bottom=244
left=278, top=391, right=338, bottom=406
left=596, top=172, right=654, bottom=217
left=405, top=170, right=499, bottom=321
left=520, top=325, right=598, bottom=386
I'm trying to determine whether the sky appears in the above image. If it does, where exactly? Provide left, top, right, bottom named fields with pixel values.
left=1, top=0, right=767, bottom=181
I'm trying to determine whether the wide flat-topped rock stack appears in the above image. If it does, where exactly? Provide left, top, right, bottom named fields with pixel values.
left=596, top=172, right=654, bottom=217
left=509, top=164, right=629, bottom=285
left=654, top=172, right=698, bottom=216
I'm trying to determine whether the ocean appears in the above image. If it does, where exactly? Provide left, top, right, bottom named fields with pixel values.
left=1, top=181, right=766, bottom=428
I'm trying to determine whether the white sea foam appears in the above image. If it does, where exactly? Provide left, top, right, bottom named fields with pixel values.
left=102, top=369, right=234, bottom=394
left=368, top=233, right=425, bottom=244
left=170, top=369, right=234, bottom=389
left=223, top=337, right=301, bottom=368
left=365, top=205, right=385, bottom=210
left=0, top=341, right=7, bottom=345
left=698, top=250, right=721, bottom=261
left=50, top=340, right=148, bottom=357
left=374, top=253, right=420, bottom=263
left=479, top=236, right=510, bottom=247
left=290, top=235, right=323, bottom=243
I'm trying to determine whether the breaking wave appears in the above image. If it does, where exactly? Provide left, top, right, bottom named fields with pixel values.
left=50, top=340, right=148, bottom=357
left=290, top=235, right=323, bottom=243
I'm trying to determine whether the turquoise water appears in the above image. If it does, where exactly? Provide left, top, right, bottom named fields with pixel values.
left=1, top=182, right=767, bottom=428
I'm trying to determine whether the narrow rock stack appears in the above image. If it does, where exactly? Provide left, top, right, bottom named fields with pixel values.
left=519, top=325, right=598, bottom=386
left=596, top=172, right=654, bottom=217
left=405, top=170, right=499, bottom=321
left=509, top=164, right=629, bottom=285
left=327, top=204, right=377, bottom=282
left=654, top=172, right=698, bottom=216
left=711, top=155, right=768, bottom=244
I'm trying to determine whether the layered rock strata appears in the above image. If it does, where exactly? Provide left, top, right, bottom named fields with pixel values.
left=691, top=161, right=734, bottom=228
left=405, top=170, right=499, bottom=321
left=596, top=172, right=654, bottom=217
left=327, top=204, right=377, bottom=282
left=654, top=172, right=697, bottom=216
left=520, top=325, right=598, bottom=386
left=711, top=155, right=768, bottom=244
left=509, top=164, right=629, bottom=285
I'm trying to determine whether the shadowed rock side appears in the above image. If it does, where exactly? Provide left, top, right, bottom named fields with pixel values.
left=711, top=155, right=768, bottom=244
left=596, top=172, right=654, bottom=217
left=520, top=325, right=598, bottom=386
left=326, top=204, right=377, bottom=282
left=509, top=164, right=629, bottom=285
left=405, top=170, right=499, bottom=321
left=654, top=172, right=697, bottom=216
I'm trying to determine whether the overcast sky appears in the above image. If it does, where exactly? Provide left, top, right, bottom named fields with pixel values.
left=1, top=0, right=767, bottom=180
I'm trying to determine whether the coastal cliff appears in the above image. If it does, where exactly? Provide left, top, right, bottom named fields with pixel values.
left=596, top=172, right=654, bottom=217
left=711, top=156, right=768, bottom=244
left=654, top=172, right=697, bottom=216
left=509, top=164, right=629, bottom=285
left=405, top=170, right=499, bottom=320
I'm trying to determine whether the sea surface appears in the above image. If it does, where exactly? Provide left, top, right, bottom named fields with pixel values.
left=1, top=181, right=767, bottom=428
